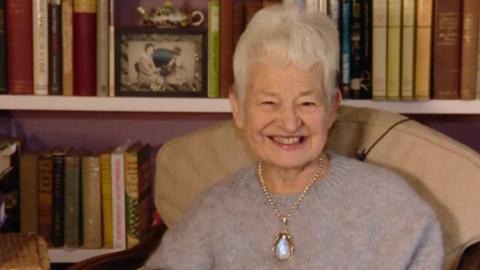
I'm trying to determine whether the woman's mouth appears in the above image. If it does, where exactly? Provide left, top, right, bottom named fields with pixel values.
left=270, top=136, right=305, bottom=145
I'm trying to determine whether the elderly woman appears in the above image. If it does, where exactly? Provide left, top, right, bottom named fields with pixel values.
left=145, top=4, right=443, bottom=269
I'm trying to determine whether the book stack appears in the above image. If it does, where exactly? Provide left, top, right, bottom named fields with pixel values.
left=18, top=141, right=155, bottom=250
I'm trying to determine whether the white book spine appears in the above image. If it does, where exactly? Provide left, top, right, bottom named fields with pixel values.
left=97, top=0, right=109, bottom=96
left=109, top=140, right=131, bottom=250
left=33, top=0, right=49, bottom=95
left=111, top=151, right=127, bottom=249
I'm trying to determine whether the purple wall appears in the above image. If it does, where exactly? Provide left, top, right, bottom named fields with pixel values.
left=3, top=111, right=479, bottom=154
left=7, top=111, right=230, bottom=152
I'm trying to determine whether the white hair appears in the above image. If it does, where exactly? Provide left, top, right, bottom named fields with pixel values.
left=233, top=4, right=339, bottom=107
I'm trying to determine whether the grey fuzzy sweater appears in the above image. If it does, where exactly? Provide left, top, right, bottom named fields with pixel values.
left=145, top=154, right=444, bottom=269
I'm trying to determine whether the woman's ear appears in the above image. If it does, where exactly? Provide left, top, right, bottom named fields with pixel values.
left=327, top=88, right=342, bottom=129
left=229, top=88, right=245, bottom=129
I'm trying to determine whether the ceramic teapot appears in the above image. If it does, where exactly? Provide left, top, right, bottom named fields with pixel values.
left=138, top=0, right=204, bottom=28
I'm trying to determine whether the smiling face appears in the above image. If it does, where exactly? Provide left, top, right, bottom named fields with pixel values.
left=230, top=60, right=341, bottom=172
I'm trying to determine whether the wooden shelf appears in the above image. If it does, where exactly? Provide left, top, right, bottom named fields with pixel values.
left=0, top=95, right=480, bottom=114
left=48, top=248, right=123, bottom=263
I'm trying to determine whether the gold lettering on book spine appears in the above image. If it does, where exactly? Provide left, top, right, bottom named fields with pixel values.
left=74, top=0, right=96, bottom=13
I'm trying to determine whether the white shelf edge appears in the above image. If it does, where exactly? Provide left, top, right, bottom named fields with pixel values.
left=1, top=95, right=480, bottom=114
left=48, top=248, right=123, bottom=263
left=0, top=95, right=232, bottom=113
left=341, top=100, right=480, bottom=114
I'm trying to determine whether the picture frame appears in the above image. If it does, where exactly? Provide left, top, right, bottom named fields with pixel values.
left=115, top=27, right=207, bottom=97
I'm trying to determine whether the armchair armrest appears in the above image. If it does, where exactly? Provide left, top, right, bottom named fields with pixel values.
left=457, top=241, right=480, bottom=270
left=67, top=223, right=167, bottom=270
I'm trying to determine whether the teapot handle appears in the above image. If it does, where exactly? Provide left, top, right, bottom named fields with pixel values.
left=191, top=11, right=205, bottom=26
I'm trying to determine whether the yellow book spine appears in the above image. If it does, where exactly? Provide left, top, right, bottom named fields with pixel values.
left=372, top=0, right=388, bottom=100
left=74, top=0, right=96, bottom=13
left=100, top=152, right=113, bottom=248
left=62, top=0, right=73, bottom=96
left=387, top=0, right=401, bottom=100
left=124, top=151, right=140, bottom=248
left=414, top=0, right=433, bottom=100
left=401, top=0, right=415, bottom=100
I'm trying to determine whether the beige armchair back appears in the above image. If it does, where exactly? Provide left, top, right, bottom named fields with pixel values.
left=154, top=105, right=480, bottom=269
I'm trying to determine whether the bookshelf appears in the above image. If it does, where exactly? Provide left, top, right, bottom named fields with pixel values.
left=1, top=95, right=480, bottom=114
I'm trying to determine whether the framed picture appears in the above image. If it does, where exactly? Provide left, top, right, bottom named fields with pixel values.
left=115, top=27, right=207, bottom=97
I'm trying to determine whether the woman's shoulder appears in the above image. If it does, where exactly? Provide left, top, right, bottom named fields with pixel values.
left=329, top=152, right=435, bottom=216
left=192, top=164, right=258, bottom=209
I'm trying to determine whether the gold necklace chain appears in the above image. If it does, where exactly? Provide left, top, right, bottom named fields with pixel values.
left=256, top=153, right=326, bottom=227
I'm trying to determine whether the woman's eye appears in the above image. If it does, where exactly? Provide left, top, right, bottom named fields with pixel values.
left=261, top=101, right=275, bottom=105
left=301, top=101, right=317, bottom=106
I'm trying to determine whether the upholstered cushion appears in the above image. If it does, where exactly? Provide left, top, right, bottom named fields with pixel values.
left=154, top=105, right=480, bottom=269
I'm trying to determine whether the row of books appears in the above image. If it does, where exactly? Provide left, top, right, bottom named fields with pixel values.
left=11, top=141, right=155, bottom=250
left=218, top=0, right=480, bottom=100
left=0, top=0, right=112, bottom=97
left=2, top=0, right=480, bottom=100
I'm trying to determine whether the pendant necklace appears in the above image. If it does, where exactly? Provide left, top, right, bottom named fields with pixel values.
left=256, top=153, right=325, bottom=261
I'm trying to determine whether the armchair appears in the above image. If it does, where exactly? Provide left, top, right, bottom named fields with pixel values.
left=69, top=105, right=480, bottom=269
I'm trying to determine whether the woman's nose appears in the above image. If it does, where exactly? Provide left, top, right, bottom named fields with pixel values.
left=277, top=106, right=301, bottom=132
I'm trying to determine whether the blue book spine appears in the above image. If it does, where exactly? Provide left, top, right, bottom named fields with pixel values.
left=341, top=0, right=351, bottom=98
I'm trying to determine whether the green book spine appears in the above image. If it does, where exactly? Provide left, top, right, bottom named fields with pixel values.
left=208, top=0, right=220, bottom=98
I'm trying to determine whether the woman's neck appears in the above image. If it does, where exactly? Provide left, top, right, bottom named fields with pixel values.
left=261, top=157, right=330, bottom=194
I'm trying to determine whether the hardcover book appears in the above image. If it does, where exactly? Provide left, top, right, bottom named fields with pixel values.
left=100, top=147, right=113, bottom=248
left=208, top=0, right=220, bottom=98
left=414, top=0, right=433, bottom=100
left=37, top=150, right=53, bottom=244
left=97, top=0, right=109, bottom=96
left=20, top=152, right=39, bottom=234
left=460, top=0, right=479, bottom=100
left=82, top=154, right=102, bottom=248
left=220, top=0, right=234, bottom=98
left=64, top=152, right=82, bottom=248
left=432, top=0, right=461, bottom=99
left=401, top=0, right=415, bottom=100
left=73, top=0, right=97, bottom=96
left=0, top=0, right=6, bottom=94
left=386, top=0, right=401, bottom=100
left=62, top=0, right=74, bottom=96
left=359, top=0, right=372, bottom=99
left=48, top=0, right=63, bottom=95
left=51, top=150, right=65, bottom=247
left=6, top=0, right=34, bottom=94
left=372, top=0, right=387, bottom=100
left=33, top=0, right=49, bottom=96
left=124, top=143, right=152, bottom=248
left=341, top=0, right=351, bottom=98
left=111, top=141, right=131, bottom=249
left=350, top=0, right=362, bottom=99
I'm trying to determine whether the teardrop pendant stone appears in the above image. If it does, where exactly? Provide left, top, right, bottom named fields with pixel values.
left=273, top=232, right=294, bottom=261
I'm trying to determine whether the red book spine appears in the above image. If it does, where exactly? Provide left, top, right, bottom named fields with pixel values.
left=6, top=0, right=33, bottom=94
left=73, top=0, right=96, bottom=96
left=220, top=0, right=234, bottom=98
